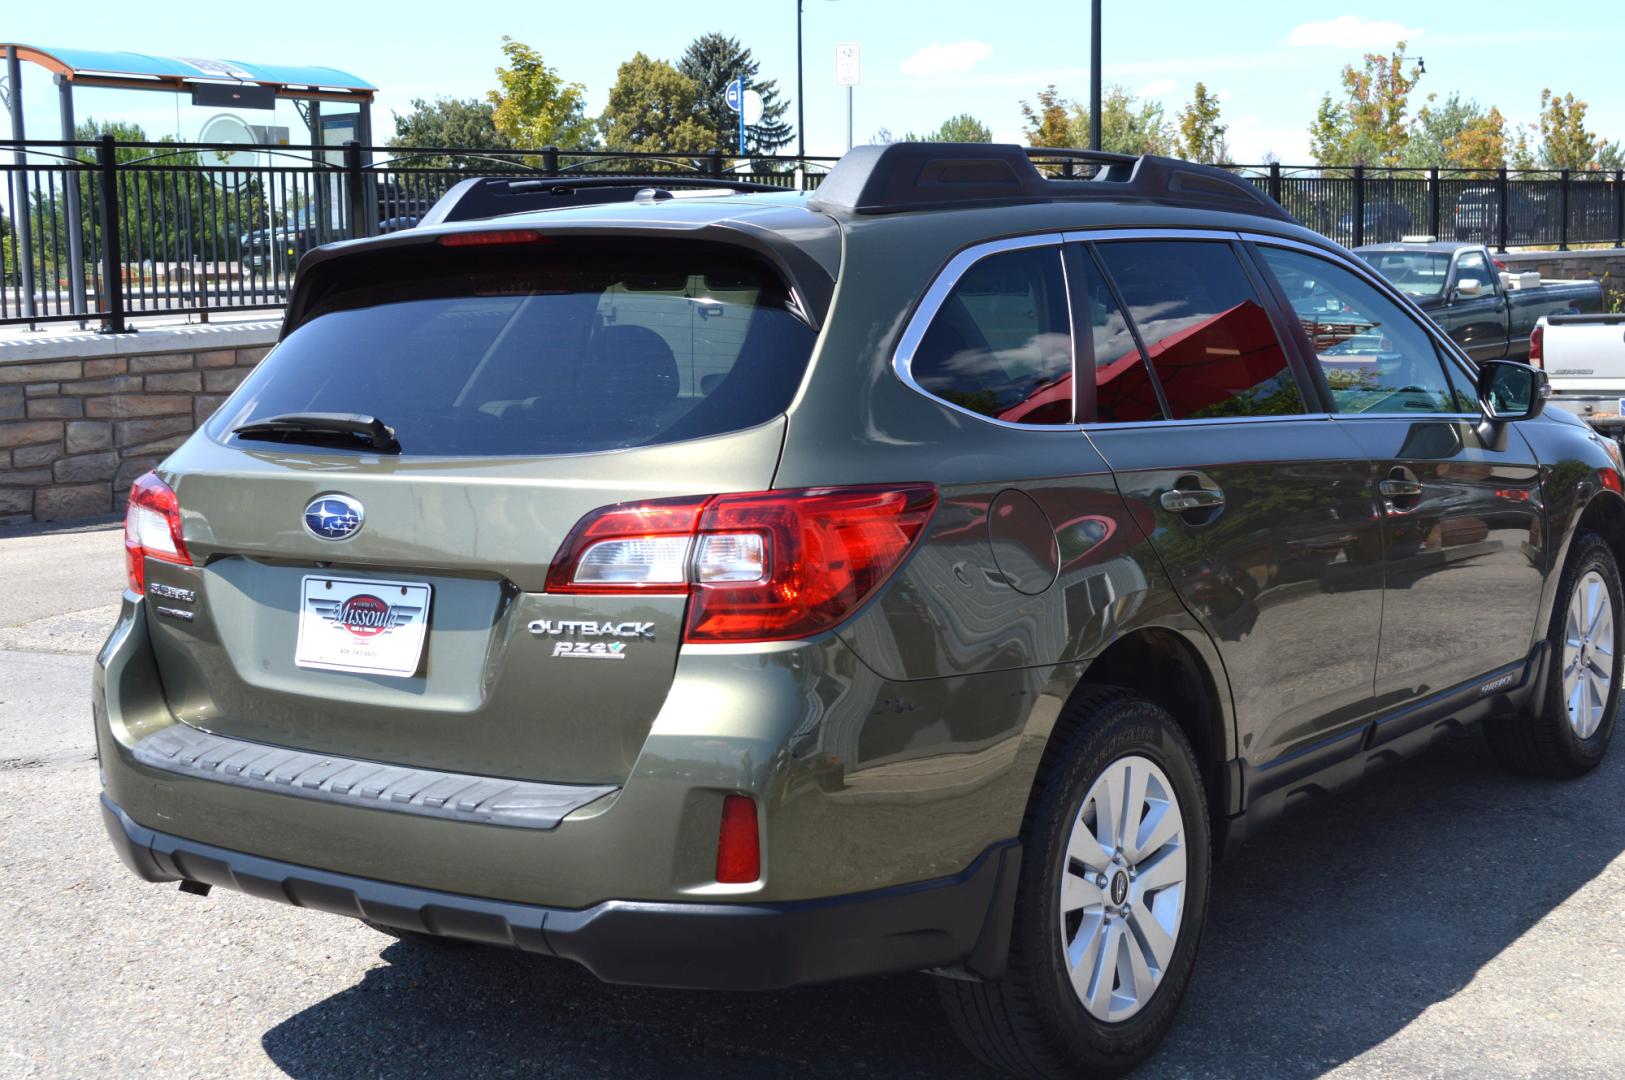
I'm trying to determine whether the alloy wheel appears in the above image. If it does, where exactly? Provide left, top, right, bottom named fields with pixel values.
left=1562, top=568, right=1615, bottom=740
left=1058, top=754, right=1187, bottom=1023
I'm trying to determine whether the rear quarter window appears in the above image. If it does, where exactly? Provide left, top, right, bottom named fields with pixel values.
left=208, top=239, right=817, bottom=456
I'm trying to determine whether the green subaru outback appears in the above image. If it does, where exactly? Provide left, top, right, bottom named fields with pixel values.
left=97, top=144, right=1624, bottom=1077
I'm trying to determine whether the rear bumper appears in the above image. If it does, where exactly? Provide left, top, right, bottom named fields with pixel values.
left=101, top=794, right=1019, bottom=990
left=1548, top=394, right=1625, bottom=432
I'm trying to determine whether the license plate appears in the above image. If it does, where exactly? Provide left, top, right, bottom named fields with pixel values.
left=295, top=575, right=432, bottom=677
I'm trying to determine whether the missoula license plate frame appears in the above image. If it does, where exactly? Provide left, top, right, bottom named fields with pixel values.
left=294, top=575, right=433, bottom=677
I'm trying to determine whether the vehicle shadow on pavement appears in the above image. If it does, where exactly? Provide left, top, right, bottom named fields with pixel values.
left=261, top=727, right=1625, bottom=1079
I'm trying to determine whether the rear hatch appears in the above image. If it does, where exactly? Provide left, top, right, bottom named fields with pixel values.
left=142, top=233, right=821, bottom=785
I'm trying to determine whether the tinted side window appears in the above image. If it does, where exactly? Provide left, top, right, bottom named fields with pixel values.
left=1070, top=246, right=1162, bottom=423
left=1257, top=246, right=1467, bottom=414
left=911, top=246, right=1074, bottom=425
left=1093, top=241, right=1305, bottom=420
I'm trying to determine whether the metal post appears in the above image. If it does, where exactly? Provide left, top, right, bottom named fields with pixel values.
left=355, top=106, right=377, bottom=234
left=1268, top=161, right=1281, bottom=203
left=1496, top=167, right=1510, bottom=253
left=1352, top=164, right=1365, bottom=248
left=845, top=86, right=853, bottom=152
left=796, top=0, right=805, bottom=164
left=342, top=140, right=365, bottom=240
left=6, top=46, right=37, bottom=321
left=95, top=134, right=126, bottom=334
left=1089, top=0, right=1102, bottom=151
left=55, top=74, right=87, bottom=323
left=708, top=149, right=723, bottom=178
left=1428, top=166, right=1440, bottom=240
left=1559, top=167, right=1570, bottom=251
left=1615, top=170, right=1623, bottom=250
left=542, top=146, right=559, bottom=176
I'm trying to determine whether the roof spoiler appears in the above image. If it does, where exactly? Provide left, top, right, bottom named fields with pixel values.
left=419, top=175, right=787, bottom=227
left=808, top=143, right=1293, bottom=222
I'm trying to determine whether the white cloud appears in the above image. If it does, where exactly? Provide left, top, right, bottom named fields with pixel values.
left=900, top=41, right=993, bottom=78
left=1286, top=16, right=1425, bottom=48
left=1138, top=79, right=1178, bottom=99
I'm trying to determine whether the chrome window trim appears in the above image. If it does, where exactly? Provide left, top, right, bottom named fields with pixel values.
left=1062, top=227, right=1244, bottom=244
left=1239, top=231, right=1486, bottom=395
left=891, top=232, right=1083, bottom=432
left=1083, top=412, right=1334, bottom=432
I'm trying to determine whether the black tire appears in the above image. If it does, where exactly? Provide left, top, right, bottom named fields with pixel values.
left=1485, top=530, right=1622, bottom=778
left=937, top=688, right=1211, bottom=1079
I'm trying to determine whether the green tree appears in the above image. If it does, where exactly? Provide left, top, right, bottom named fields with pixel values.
left=677, top=33, right=792, bottom=155
left=1400, top=94, right=1506, bottom=173
left=599, top=53, right=717, bottom=154
left=1600, top=141, right=1625, bottom=171
left=927, top=114, right=993, bottom=142
left=389, top=97, right=511, bottom=167
left=488, top=37, right=596, bottom=149
left=1177, top=82, right=1229, bottom=164
left=1022, top=84, right=1174, bottom=155
left=1309, top=42, right=1423, bottom=166
left=1532, top=89, right=1599, bottom=169
left=1020, top=86, right=1074, bottom=147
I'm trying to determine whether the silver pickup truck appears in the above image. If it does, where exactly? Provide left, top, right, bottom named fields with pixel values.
left=1535, top=312, right=1625, bottom=435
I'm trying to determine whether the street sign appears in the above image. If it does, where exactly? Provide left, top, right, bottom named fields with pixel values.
left=725, top=77, right=744, bottom=112
left=742, top=89, right=764, bottom=128
left=835, top=43, right=861, bottom=87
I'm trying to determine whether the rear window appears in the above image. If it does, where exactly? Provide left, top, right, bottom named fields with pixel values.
left=209, top=239, right=816, bottom=456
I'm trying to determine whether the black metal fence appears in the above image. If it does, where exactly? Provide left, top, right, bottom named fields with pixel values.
left=0, top=138, right=841, bottom=330
left=1231, top=163, right=1625, bottom=250
left=5, top=138, right=1625, bottom=331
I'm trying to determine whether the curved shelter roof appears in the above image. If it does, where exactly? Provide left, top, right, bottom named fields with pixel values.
left=6, top=43, right=375, bottom=101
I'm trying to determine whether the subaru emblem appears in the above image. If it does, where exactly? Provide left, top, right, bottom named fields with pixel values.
left=304, top=495, right=364, bottom=541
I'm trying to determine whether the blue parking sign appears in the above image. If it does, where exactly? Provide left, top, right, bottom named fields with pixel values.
left=725, top=77, right=743, bottom=112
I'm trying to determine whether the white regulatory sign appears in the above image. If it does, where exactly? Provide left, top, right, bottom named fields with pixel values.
left=742, top=89, right=764, bottom=128
left=835, top=43, right=862, bottom=87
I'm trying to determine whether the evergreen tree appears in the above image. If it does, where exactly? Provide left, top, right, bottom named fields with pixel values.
left=678, top=33, right=793, bottom=155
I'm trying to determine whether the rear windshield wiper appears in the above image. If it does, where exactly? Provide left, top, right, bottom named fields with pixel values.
left=232, top=412, right=401, bottom=454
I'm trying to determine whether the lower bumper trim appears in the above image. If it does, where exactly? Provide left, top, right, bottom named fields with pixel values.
left=101, top=795, right=1019, bottom=991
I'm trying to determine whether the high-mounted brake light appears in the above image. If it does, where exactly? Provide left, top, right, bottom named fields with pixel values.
left=437, top=229, right=547, bottom=247
left=546, top=484, right=938, bottom=643
left=124, top=472, right=191, bottom=592
left=1529, top=323, right=1544, bottom=369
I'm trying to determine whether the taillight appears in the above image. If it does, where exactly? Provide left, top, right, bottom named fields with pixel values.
left=546, top=484, right=938, bottom=643
left=124, top=472, right=191, bottom=592
left=1529, top=323, right=1544, bottom=368
left=715, top=794, right=761, bottom=884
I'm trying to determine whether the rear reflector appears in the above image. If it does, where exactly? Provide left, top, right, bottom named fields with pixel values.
left=715, top=794, right=761, bottom=884
left=124, top=472, right=191, bottom=592
left=546, top=484, right=938, bottom=642
left=437, top=229, right=546, bottom=247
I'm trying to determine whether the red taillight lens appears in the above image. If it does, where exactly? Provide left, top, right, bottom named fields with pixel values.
left=1529, top=323, right=1544, bottom=369
left=123, top=472, right=191, bottom=592
left=715, top=794, right=761, bottom=884
left=687, top=485, right=938, bottom=642
left=545, top=484, right=937, bottom=643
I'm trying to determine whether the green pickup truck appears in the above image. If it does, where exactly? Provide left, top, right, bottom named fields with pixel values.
left=1354, top=240, right=1603, bottom=362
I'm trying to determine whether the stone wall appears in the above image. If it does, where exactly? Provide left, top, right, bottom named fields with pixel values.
left=0, top=322, right=280, bottom=525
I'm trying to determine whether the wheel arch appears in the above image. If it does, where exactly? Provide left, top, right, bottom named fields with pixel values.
left=1050, top=626, right=1237, bottom=850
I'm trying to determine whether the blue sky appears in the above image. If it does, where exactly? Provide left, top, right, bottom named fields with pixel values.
left=4, top=1, right=1622, bottom=163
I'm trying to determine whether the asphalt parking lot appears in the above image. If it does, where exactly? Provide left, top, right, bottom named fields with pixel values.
left=3, top=519, right=1624, bottom=1079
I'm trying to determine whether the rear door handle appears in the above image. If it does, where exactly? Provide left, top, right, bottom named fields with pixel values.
left=1377, top=478, right=1423, bottom=498
left=1160, top=488, right=1226, bottom=513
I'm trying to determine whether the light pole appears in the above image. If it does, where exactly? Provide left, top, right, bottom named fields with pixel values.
left=1090, top=0, right=1102, bottom=151
left=797, top=0, right=805, bottom=162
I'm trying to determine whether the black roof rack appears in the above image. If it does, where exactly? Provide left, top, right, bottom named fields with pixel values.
left=419, top=175, right=787, bottom=227
left=808, top=143, right=1292, bottom=222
